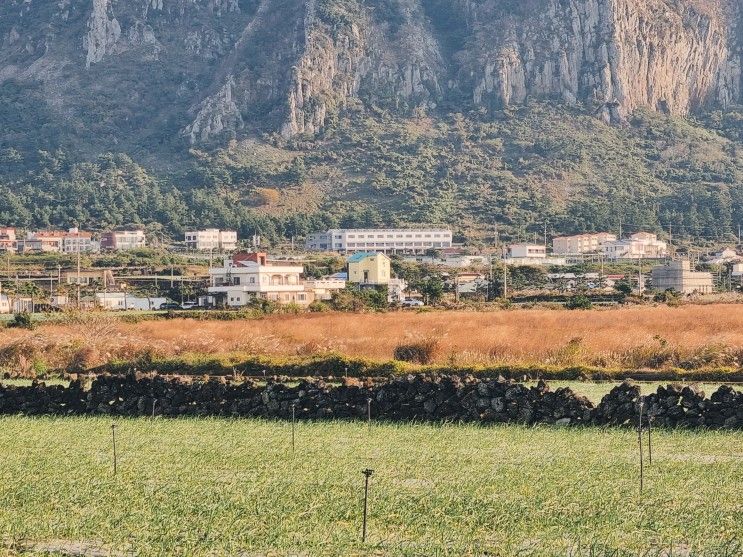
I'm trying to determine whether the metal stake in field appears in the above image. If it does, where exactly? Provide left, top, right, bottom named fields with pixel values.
left=637, top=400, right=644, bottom=495
left=151, top=398, right=157, bottom=420
left=647, top=415, right=653, bottom=465
left=111, top=423, right=118, bottom=476
left=367, top=398, right=372, bottom=429
left=291, top=403, right=296, bottom=454
left=361, top=468, right=374, bottom=542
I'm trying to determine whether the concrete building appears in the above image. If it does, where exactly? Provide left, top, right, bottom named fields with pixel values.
left=651, top=260, right=714, bottom=294
left=0, top=228, right=16, bottom=252
left=81, top=292, right=166, bottom=310
left=61, top=269, right=115, bottom=287
left=734, top=263, right=743, bottom=286
left=17, top=231, right=63, bottom=253
left=61, top=228, right=96, bottom=253
left=185, top=229, right=238, bottom=251
left=101, top=230, right=147, bottom=251
left=403, top=254, right=490, bottom=268
left=706, top=248, right=741, bottom=265
left=552, top=233, right=617, bottom=255
left=603, top=232, right=668, bottom=260
left=508, top=244, right=547, bottom=259
left=504, top=244, right=567, bottom=266
left=306, top=228, right=453, bottom=254
left=16, top=228, right=97, bottom=254
left=208, top=252, right=314, bottom=307
left=304, top=277, right=347, bottom=301
left=347, top=252, right=392, bottom=285
left=0, top=293, right=10, bottom=314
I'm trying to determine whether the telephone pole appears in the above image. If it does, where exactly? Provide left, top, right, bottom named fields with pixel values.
left=502, top=245, right=508, bottom=299
left=76, top=230, right=81, bottom=309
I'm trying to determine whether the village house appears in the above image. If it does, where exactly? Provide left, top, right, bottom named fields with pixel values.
left=346, top=252, right=407, bottom=302
left=0, top=228, right=16, bottom=252
left=208, top=252, right=314, bottom=307
left=552, top=233, right=617, bottom=255
left=81, top=292, right=166, bottom=311
left=16, top=228, right=97, bottom=254
left=185, top=229, right=238, bottom=251
left=303, top=276, right=347, bottom=301
left=450, top=272, right=488, bottom=295
left=705, top=248, right=741, bottom=265
left=651, top=260, right=714, bottom=295
left=61, top=269, right=115, bottom=287
left=506, top=244, right=566, bottom=266
left=100, top=230, right=147, bottom=251
left=0, top=290, right=10, bottom=314
left=602, top=232, right=668, bottom=260
left=347, top=252, right=392, bottom=285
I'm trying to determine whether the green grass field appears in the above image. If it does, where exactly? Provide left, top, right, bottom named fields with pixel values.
left=1, top=418, right=743, bottom=556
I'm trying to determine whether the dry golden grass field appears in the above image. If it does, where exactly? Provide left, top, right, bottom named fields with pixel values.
left=2, top=304, right=743, bottom=374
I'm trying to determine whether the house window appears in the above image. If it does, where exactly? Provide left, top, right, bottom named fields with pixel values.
left=250, top=277, right=255, bottom=284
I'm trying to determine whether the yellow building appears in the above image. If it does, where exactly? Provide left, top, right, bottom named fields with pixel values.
left=347, top=252, right=391, bottom=285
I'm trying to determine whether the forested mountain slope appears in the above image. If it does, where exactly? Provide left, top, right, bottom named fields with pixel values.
left=1, top=0, right=742, bottom=243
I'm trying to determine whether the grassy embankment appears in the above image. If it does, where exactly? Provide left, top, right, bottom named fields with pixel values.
left=1, top=417, right=742, bottom=556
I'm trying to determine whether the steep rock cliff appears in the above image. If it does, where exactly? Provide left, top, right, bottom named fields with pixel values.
left=0, top=0, right=741, bottom=147
left=462, top=0, right=742, bottom=123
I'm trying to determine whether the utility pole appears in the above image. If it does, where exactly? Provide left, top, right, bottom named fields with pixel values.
left=76, top=229, right=81, bottom=309
left=502, top=245, right=508, bottom=299
left=488, top=255, right=494, bottom=301
left=619, top=217, right=623, bottom=239
left=637, top=255, right=643, bottom=296
left=543, top=222, right=547, bottom=247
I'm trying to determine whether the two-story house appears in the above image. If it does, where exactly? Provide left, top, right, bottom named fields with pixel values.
left=208, top=252, right=314, bottom=307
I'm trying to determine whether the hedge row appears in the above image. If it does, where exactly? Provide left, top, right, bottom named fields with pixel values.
left=90, top=353, right=743, bottom=383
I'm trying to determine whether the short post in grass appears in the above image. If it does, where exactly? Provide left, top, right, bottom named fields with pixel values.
left=367, top=397, right=372, bottom=429
left=637, top=400, right=644, bottom=495
left=111, top=423, right=118, bottom=476
left=361, top=468, right=374, bottom=542
left=647, top=415, right=653, bottom=466
left=291, top=403, right=296, bottom=454
left=151, top=398, right=157, bottom=420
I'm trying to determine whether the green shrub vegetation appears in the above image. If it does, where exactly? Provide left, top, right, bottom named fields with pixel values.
left=1, top=102, right=742, bottom=245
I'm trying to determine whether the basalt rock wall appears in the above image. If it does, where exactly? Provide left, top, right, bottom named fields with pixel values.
left=3, top=374, right=743, bottom=429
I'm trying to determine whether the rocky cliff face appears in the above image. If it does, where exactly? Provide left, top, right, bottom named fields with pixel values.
left=462, top=0, right=742, bottom=123
left=0, top=0, right=740, bottom=147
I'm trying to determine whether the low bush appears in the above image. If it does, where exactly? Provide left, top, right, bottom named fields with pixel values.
left=394, top=338, right=440, bottom=365
left=7, top=313, right=34, bottom=330
left=565, top=295, right=593, bottom=310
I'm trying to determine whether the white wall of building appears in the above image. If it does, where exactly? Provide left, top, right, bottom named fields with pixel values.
left=306, top=228, right=453, bottom=253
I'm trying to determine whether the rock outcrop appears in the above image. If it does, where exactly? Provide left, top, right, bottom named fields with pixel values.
left=83, top=0, right=121, bottom=68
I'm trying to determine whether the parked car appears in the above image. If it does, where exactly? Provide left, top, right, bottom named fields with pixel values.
left=180, top=302, right=198, bottom=310
left=401, top=298, right=425, bottom=307
left=159, top=302, right=181, bottom=310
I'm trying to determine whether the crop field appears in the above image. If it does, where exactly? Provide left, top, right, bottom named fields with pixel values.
left=3, top=304, right=743, bottom=375
left=2, top=418, right=743, bottom=556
